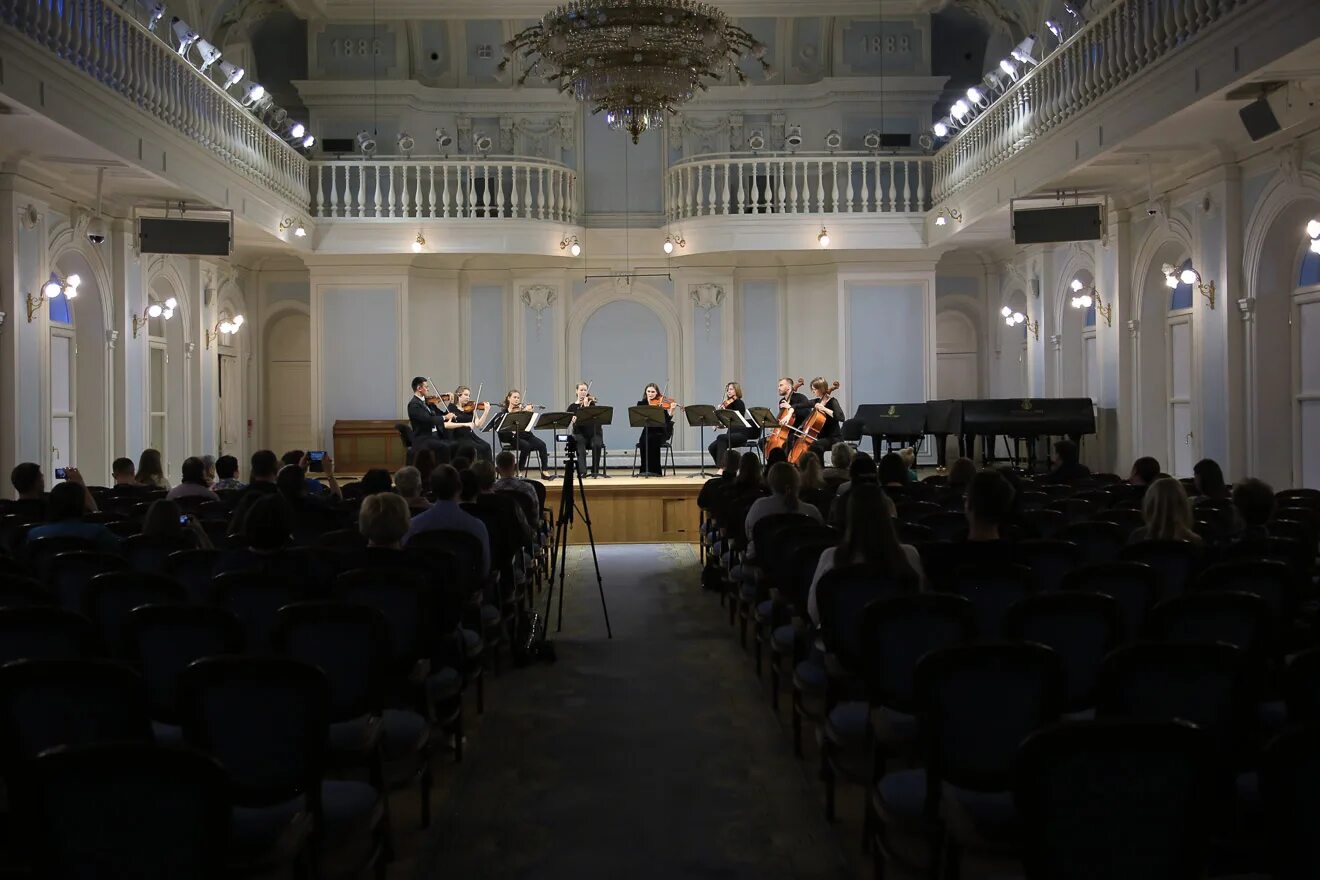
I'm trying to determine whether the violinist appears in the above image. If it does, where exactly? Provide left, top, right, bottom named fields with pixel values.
left=496, top=389, right=548, bottom=477
left=793, top=377, right=846, bottom=464
left=638, top=382, right=677, bottom=476
left=708, top=381, right=758, bottom=465
left=407, top=377, right=458, bottom=458
left=567, top=381, right=605, bottom=478
left=446, top=385, right=493, bottom=461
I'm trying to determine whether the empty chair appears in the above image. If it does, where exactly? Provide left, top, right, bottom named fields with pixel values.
left=25, top=537, right=101, bottom=583
left=10, top=742, right=231, bottom=880
left=83, top=572, right=188, bottom=658
left=1195, top=559, right=1299, bottom=621
left=1021, top=508, right=1067, bottom=539
left=1275, top=488, right=1320, bottom=509
left=896, top=522, right=935, bottom=544
left=1225, top=536, right=1312, bottom=575
left=1060, top=521, right=1127, bottom=565
left=1062, top=562, right=1161, bottom=640
left=1146, top=591, right=1271, bottom=660
left=1093, top=507, right=1146, bottom=538
left=1118, top=540, right=1204, bottom=602
left=950, top=562, right=1037, bottom=638
left=1012, top=540, right=1082, bottom=593
left=211, top=571, right=306, bottom=650
left=1261, top=721, right=1320, bottom=880
left=1003, top=592, right=1123, bottom=713
left=164, top=548, right=221, bottom=603
left=1015, top=720, right=1216, bottom=880
left=119, top=533, right=197, bottom=575
left=0, top=574, right=52, bottom=608
left=47, top=551, right=128, bottom=611
left=0, top=607, right=98, bottom=663
left=918, top=511, right=968, bottom=542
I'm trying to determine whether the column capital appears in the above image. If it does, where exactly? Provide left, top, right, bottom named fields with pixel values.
left=1049, top=333, right=1062, bottom=351
left=1237, top=297, right=1255, bottom=321
left=1126, top=319, right=1140, bottom=338
left=184, top=341, right=196, bottom=359
left=105, top=329, right=119, bottom=350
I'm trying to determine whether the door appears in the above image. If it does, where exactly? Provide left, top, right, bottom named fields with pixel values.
left=218, top=353, right=241, bottom=457
left=1167, top=313, right=1194, bottom=477
left=1298, top=294, right=1320, bottom=488
left=936, top=311, right=978, bottom=463
left=50, top=330, right=74, bottom=473
left=265, top=313, right=312, bottom=457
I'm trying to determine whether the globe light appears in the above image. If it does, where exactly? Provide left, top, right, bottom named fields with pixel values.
left=1000, top=306, right=1013, bottom=318
left=662, top=236, right=674, bottom=255
left=1013, top=312, right=1026, bottom=324
left=1180, top=267, right=1200, bottom=285
left=165, top=297, right=177, bottom=309
left=65, top=274, right=81, bottom=289
left=1307, top=219, right=1320, bottom=239
left=43, top=281, right=62, bottom=299
left=147, top=303, right=163, bottom=318
left=1005, top=315, right=1016, bottom=326
left=570, top=240, right=581, bottom=257
left=1070, top=278, right=1084, bottom=292
left=232, top=314, right=244, bottom=327
left=1311, top=237, right=1320, bottom=254
left=162, top=307, right=174, bottom=320
left=817, top=227, right=830, bottom=247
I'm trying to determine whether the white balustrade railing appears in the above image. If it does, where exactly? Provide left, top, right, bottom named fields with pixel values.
left=310, top=157, right=578, bottom=222
left=0, top=0, right=308, bottom=208
left=932, top=0, right=1253, bottom=204
left=666, top=152, right=932, bottom=220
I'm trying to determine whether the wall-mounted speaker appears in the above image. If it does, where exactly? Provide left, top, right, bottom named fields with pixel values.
left=1012, top=205, right=1103, bottom=245
left=320, top=137, right=354, bottom=154
left=1239, top=96, right=1282, bottom=141
left=138, top=217, right=231, bottom=256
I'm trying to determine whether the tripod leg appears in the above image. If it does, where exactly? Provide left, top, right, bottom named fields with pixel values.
left=572, top=466, right=611, bottom=639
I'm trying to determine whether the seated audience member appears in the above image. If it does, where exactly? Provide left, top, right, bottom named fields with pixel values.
left=212, top=455, right=245, bottom=491
left=166, top=457, right=220, bottom=502
left=1129, top=476, right=1201, bottom=544
left=744, top=462, right=823, bottom=559
left=358, top=491, right=412, bottom=549
left=1192, top=458, right=1231, bottom=501
left=470, top=459, right=532, bottom=544
left=226, top=450, right=281, bottom=535
left=25, top=479, right=118, bottom=552
left=764, top=446, right=789, bottom=468
left=413, top=448, right=439, bottom=487
left=966, top=469, right=1016, bottom=544
left=108, top=458, right=145, bottom=496
left=798, top=454, right=833, bottom=520
left=878, top=452, right=910, bottom=488
left=356, top=468, right=393, bottom=497
left=394, top=466, right=432, bottom=513
left=214, top=495, right=297, bottom=576
left=9, top=462, right=47, bottom=519
left=898, top=447, right=920, bottom=483
left=944, top=456, right=977, bottom=495
left=136, top=448, right=170, bottom=490
left=458, top=469, right=480, bottom=504
left=452, top=456, right=474, bottom=473
left=201, top=455, right=217, bottom=488
left=406, top=465, right=491, bottom=577
left=1128, top=456, right=1162, bottom=489
left=282, top=450, right=331, bottom=496
left=141, top=499, right=212, bottom=549
left=1046, top=439, right=1091, bottom=483
left=277, top=462, right=342, bottom=509
left=830, top=453, right=879, bottom=527
left=822, top=442, right=856, bottom=489
left=1231, top=477, right=1275, bottom=542
left=808, top=483, right=924, bottom=623
left=699, top=450, right=741, bottom=511
left=493, top=451, right=540, bottom=514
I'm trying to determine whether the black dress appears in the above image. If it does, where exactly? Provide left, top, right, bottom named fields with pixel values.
left=637, top=400, right=673, bottom=475
left=708, top=398, right=759, bottom=464
left=566, top=401, right=606, bottom=476
left=447, top=403, right=493, bottom=461
left=495, top=408, right=548, bottom=472
left=792, top=396, right=846, bottom=464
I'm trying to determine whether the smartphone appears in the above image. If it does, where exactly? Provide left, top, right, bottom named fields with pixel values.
left=54, top=468, right=67, bottom=480
left=307, top=450, right=326, bottom=473
left=178, top=514, right=191, bottom=525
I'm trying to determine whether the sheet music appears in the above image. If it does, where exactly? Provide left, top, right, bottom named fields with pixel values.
left=528, top=411, right=541, bottom=431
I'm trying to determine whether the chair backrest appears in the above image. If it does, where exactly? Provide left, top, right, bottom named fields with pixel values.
left=1118, top=540, right=1204, bottom=602
left=816, top=565, right=916, bottom=669
left=12, top=742, right=231, bottom=880
left=177, top=656, right=330, bottom=807
left=394, top=423, right=413, bottom=450
left=950, top=562, right=1038, bottom=638
left=1261, top=721, right=1320, bottom=880
left=1021, top=508, right=1067, bottom=540
left=84, top=572, right=188, bottom=658
left=407, top=529, right=484, bottom=591
left=1283, top=648, right=1320, bottom=723
left=897, top=522, right=935, bottom=545
left=1146, top=591, right=1271, bottom=660
left=918, top=511, right=968, bottom=542
left=1193, top=558, right=1298, bottom=619
left=0, top=607, right=98, bottom=663
left=1062, top=562, right=1161, bottom=640
left=1003, top=592, right=1123, bottom=712
left=899, top=501, right=942, bottom=521
left=211, top=571, right=304, bottom=650
left=119, top=533, right=196, bottom=575
left=751, top=512, right=813, bottom=561
left=915, top=642, right=1064, bottom=792
left=333, top=568, right=432, bottom=671
left=0, top=659, right=151, bottom=772
left=858, top=593, right=977, bottom=712
left=1093, top=507, right=1146, bottom=538
left=164, top=548, right=221, bottom=603
left=1059, top=521, right=1127, bottom=565
left=271, top=601, right=391, bottom=721
left=1096, top=641, right=1252, bottom=757
left=1012, top=540, right=1083, bottom=593
left=26, top=537, right=102, bottom=582
left=1225, top=536, right=1312, bottom=575
left=764, top=521, right=835, bottom=597
left=124, top=605, right=245, bottom=724
left=1015, top=720, right=1215, bottom=880
left=0, top=574, right=52, bottom=608
left=48, top=550, right=129, bottom=610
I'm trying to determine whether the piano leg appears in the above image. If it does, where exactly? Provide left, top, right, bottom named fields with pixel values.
left=934, top=433, right=949, bottom=469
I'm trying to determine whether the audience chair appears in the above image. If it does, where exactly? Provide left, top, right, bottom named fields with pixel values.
left=0, top=606, right=98, bottom=663
left=211, top=571, right=308, bottom=651
left=164, top=548, right=222, bottom=603
left=918, top=511, right=968, bottom=542
left=1059, top=521, right=1127, bottom=565
left=766, top=533, right=836, bottom=709
left=1118, top=540, right=1204, bottom=602
left=1062, top=561, right=1161, bottom=640
left=950, top=562, right=1038, bottom=638
left=47, top=551, right=128, bottom=611
left=1012, top=540, right=1082, bottom=593
left=119, top=533, right=197, bottom=575
left=1146, top=591, right=1271, bottom=661
left=1093, top=507, right=1146, bottom=539
left=1194, top=559, right=1299, bottom=625
left=1020, top=508, right=1067, bottom=540
left=1003, top=592, right=1123, bottom=715
left=24, top=537, right=101, bottom=583
left=1015, top=720, right=1216, bottom=880
left=83, top=572, right=188, bottom=659
left=1261, top=721, right=1320, bottom=880
left=0, top=574, right=53, bottom=608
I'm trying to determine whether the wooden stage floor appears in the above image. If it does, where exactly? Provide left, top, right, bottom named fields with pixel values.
left=540, top=473, right=704, bottom=545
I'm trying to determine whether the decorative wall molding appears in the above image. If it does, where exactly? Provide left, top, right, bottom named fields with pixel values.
left=1237, top=297, right=1255, bottom=321
left=105, top=329, right=119, bottom=350
left=520, top=284, right=557, bottom=338
left=689, top=283, right=726, bottom=336
left=184, top=341, right=196, bottom=359
left=18, top=205, right=40, bottom=229
left=1126, top=319, right=1140, bottom=338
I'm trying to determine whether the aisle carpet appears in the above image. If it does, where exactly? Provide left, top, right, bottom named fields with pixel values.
left=416, top=543, right=851, bottom=879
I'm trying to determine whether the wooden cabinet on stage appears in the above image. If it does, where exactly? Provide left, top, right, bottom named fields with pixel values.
left=332, top=420, right=407, bottom=474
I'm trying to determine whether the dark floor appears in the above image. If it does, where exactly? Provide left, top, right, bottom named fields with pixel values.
left=414, top=544, right=852, bottom=880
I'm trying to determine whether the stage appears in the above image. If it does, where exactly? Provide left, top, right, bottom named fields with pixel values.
left=541, top=473, right=703, bottom=545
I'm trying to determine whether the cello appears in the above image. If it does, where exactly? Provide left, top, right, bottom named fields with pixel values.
left=762, top=378, right=805, bottom=458
left=788, top=380, right=841, bottom=465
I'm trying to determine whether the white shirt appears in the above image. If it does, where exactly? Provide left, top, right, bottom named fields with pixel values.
left=806, top=544, right=926, bottom=624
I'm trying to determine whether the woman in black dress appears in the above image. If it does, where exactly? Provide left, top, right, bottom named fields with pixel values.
left=567, top=382, right=606, bottom=477
left=708, top=381, right=758, bottom=464
left=496, top=389, right=548, bottom=477
left=447, top=385, right=493, bottom=461
left=638, top=382, right=677, bottom=476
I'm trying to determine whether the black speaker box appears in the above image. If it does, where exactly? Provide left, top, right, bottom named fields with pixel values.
left=138, top=217, right=232, bottom=256
left=320, top=137, right=355, bottom=154
left=1239, top=97, right=1282, bottom=142
left=1012, top=205, right=1103, bottom=245
left=880, top=134, right=911, bottom=148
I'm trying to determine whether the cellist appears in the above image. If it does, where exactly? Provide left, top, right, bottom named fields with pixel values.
left=792, top=377, right=845, bottom=464
left=762, top=377, right=809, bottom=456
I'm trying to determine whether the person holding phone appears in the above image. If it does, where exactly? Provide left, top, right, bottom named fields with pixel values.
left=141, top=499, right=213, bottom=550
left=24, top=477, right=116, bottom=552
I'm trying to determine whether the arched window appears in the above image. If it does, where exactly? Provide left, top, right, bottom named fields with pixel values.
left=1170, top=258, right=1195, bottom=311
left=1167, top=257, right=1194, bottom=476
left=49, top=294, right=75, bottom=475
left=1299, top=248, right=1320, bottom=288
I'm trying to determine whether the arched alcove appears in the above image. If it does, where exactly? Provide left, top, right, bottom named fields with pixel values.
left=579, top=300, right=670, bottom=453
left=1135, top=239, right=1193, bottom=476
left=1059, top=267, right=1094, bottom=399
left=265, top=307, right=312, bottom=456
left=217, top=283, right=250, bottom=464
left=146, top=275, right=181, bottom=471
left=51, top=249, right=110, bottom=483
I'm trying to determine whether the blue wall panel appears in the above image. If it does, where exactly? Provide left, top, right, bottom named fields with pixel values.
left=322, top=288, right=398, bottom=445
left=848, top=283, right=926, bottom=408
left=523, top=301, right=555, bottom=409
left=693, top=302, right=723, bottom=419
left=467, top=286, right=505, bottom=402
left=580, top=300, right=668, bottom=452
left=740, top=282, right=780, bottom=406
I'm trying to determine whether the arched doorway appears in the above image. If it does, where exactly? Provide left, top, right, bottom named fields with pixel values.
left=50, top=250, right=110, bottom=483
left=936, top=307, right=978, bottom=461
left=265, top=310, right=312, bottom=457
left=1136, top=243, right=1195, bottom=477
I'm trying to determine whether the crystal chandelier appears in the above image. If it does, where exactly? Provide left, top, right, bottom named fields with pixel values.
left=501, top=0, right=770, bottom=143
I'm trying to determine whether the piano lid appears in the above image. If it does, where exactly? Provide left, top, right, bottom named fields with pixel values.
left=924, top=399, right=964, bottom=434
left=961, top=398, right=1097, bottom=436
left=853, top=403, right=928, bottom=437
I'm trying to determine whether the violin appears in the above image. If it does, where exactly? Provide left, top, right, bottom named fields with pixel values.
left=762, top=378, right=805, bottom=458
left=650, top=394, right=678, bottom=410
left=462, top=400, right=490, bottom=413
left=787, top=380, right=841, bottom=465
left=426, top=391, right=452, bottom=408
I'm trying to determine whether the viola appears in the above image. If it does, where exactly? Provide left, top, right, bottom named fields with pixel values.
left=425, top=391, right=452, bottom=408
left=787, top=381, right=841, bottom=465
left=650, top=394, right=678, bottom=410
left=762, top=378, right=805, bottom=458
left=461, top=400, right=490, bottom=414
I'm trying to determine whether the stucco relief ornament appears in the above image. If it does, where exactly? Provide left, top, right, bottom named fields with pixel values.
left=690, top=283, right=725, bottom=337
left=1276, top=141, right=1303, bottom=186
left=520, top=284, right=557, bottom=338
left=105, top=329, right=119, bottom=350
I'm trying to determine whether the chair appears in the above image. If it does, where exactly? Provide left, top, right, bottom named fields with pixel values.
left=1011, top=540, right=1082, bottom=593
left=766, top=533, right=836, bottom=708
left=11, top=742, right=231, bottom=880
left=47, top=550, right=128, bottom=610
left=177, top=656, right=385, bottom=877
left=1015, top=720, right=1216, bottom=880
left=1282, top=648, right=1320, bottom=723
left=1062, top=562, right=1161, bottom=639
left=918, top=511, right=968, bottom=542
left=1021, top=508, right=1067, bottom=540
left=950, top=562, right=1038, bottom=638
left=1275, top=488, right=1320, bottom=509
left=1146, top=591, right=1271, bottom=659
left=119, top=533, right=197, bottom=575
left=318, top=527, right=370, bottom=550
left=1261, top=721, right=1320, bottom=879
left=164, top=548, right=221, bottom=603
left=1093, top=507, right=1146, bottom=538
left=0, top=607, right=98, bottom=663
left=0, top=574, right=52, bottom=608
left=1225, top=536, right=1312, bottom=575
left=83, top=572, right=188, bottom=658
left=1118, top=540, right=1204, bottom=602
left=631, top=437, right=676, bottom=476
left=1060, top=521, right=1127, bottom=565
left=394, top=423, right=415, bottom=465
left=1003, top=592, right=1123, bottom=713
left=211, top=571, right=307, bottom=650
left=24, top=536, right=101, bottom=582
left=897, top=522, right=935, bottom=544
left=1194, top=559, right=1299, bottom=622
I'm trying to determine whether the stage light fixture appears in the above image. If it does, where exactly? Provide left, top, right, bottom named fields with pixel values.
left=863, top=130, right=882, bottom=151
left=301, top=134, right=315, bottom=149
left=193, top=38, right=222, bottom=72
left=239, top=82, right=265, bottom=106
left=785, top=125, right=803, bottom=151
left=473, top=132, right=493, bottom=155
left=217, top=61, right=244, bottom=90
left=747, top=130, right=766, bottom=152
left=1010, top=35, right=1039, bottom=67
left=1307, top=218, right=1320, bottom=240
left=397, top=132, right=415, bottom=155
left=289, top=122, right=306, bottom=140
left=1046, top=20, right=1065, bottom=42
left=951, top=100, right=970, bottom=122
left=966, top=87, right=988, bottom=109
left=1000, top=57, right=1020, bottom=79
left=824, top=130, right=842, bottom=152
left=1001, top=306, right=1013, bottom=318
left=356, top=130, right=377, bottom=155
left=170, top=18, right=199, bottom=56
left=933, top=120, right=950, bottom=139
left=141, top=1, right=165, bottom=31
left=436, top=129, right=454, bottom=152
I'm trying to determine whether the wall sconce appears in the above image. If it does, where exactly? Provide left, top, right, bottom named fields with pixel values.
left=1307, top=218, right=1320, bottom=253
left=132, top=297, right=177, bottom=338
left=26, top=273, right=81, bottom=322
left=934, top=208, right=963, bottom=227
left=1069, top=278, right=1112, bottom=326
left=279, top=217, right=306, bottom=238
left=410, top=231, right=426, bottom=253
left=1000, top=305, right=1039, bottom=339
left=1163, top=262, right=1215, bottom=309
left=817, top=227, right=830, bottom=247
left=560, top=235, right=581, bottom=257
left=662, top=233, right=686, bottom=255
left=205, top=314, right=244, bottom=349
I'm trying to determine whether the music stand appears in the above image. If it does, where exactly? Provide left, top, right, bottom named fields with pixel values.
left=628, top=405, right=669, bottom=477
left=748, top=407, right=781, bottom=431
left=683, top=405, right=721, bottom=478
left=497, top=410, right=535, bottom=474
left=712, top=408, right=754, bottom=471
left=535, top=411, right=574, bottom=480
left=569, top=406, right=613, bottom=479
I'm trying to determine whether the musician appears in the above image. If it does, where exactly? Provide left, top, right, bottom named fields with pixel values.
left=447, top=385, right=493, bottom=461
left=407, top=377, right=457, bottom=458
left=496, top=389, right=548, bottom=477
left=567, top=382, right=606, bottom=478
left=638, top=382, right=676, bottom=476
left=792, top=377, right=845, bottom=464
left=708, top=381, right=758, bottom=465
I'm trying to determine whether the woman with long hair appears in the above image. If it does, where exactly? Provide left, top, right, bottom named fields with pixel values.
left=496, top=388, right=548, bottom=477
left=446, top=385, right=493, bottom=461
left=878, top=452, right=910, bottom=488
left=1131, top=476, right=1202, bottom=544
left=638, top=382, right=677, bottom=476
left=809, top=483, right=924, bottom=623
left=798, top=453, right=832, bottom=520
left=567, top=381, right=606, bottom=478
left=135, top=448, right=170, bottom=489
left=708, top=381, right=757, bottom=465
left=1192, top=458, right=1229, bottom=501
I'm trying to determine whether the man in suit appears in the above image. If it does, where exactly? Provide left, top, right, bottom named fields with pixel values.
left=407, top=377, right=458, bottom=458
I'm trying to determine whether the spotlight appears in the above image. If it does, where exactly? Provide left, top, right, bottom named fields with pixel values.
left=170, top=18, right=199, bottom=56
left=1000, top=57, right=1020, bottom=79
left=951, top=101, right=970, bottom=122
left=411, top=232, right=426, bottom=253
left=785, top=125, right=803, bottom=151
left=1046, top=19, right=1065, bottom=42
left=435, top=128, right=454, bottom=152
left=1064, top=1, right=1087, bottom=23
left=217, top=61, right=244, bottom=90
left=301, top=135, right=316, bottom=149
left=747, top=130, right=766, bottom=152
left=356, top=130, right=377, bottom=155
left=239, top=82, right=266, bottom=106
left=966, top=87, right=988, bottom=108
left=933, top=120, right=950, bottom=139
left=1307, top=219, right=1320, bottom=239
left=147, top=303, right=163, bottom=318
left=473, top=132, right=493, bottom=155
left=193, top=38, right=221, bottom=72
left=289, top=122, right=306, bottom=140
left=817, top=227, right=830, bottom=247
left=824, top=130, right=842, bottom=151
left=397, top=132, right=415, bottom=155
left=1010, top=35, right=1039, bottom=67
left=141, top=1, right=165, bottom=31
left=863, top=130, right=882, bottom=151
left=983, top=70, right=1008, bottom=94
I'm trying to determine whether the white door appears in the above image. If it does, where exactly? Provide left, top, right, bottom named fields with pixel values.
left=218, top=353, right=241, bottom=457
left=936, top=311, right=979, bottom=463
left=1168, top=313, right=1194, bottom=477
left=149, top=342, right=168, bottom=467
left=1298, top=295, right=1320, bottom=488
left=50, top=330, right=74, bottom=472
left=265, top=313, right=312, bottom=456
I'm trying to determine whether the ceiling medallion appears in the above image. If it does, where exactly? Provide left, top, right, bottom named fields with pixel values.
left=501, top=0, right=771, bottom=144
